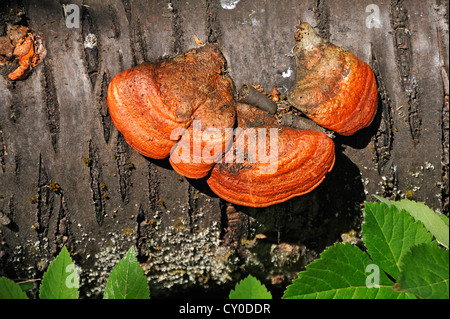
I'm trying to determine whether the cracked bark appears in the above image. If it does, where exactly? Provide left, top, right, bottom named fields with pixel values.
left=370, top=46, right=394, bottom=173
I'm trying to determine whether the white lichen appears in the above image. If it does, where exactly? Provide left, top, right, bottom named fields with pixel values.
left=282, top=67, right=293, bottom=78
left=220, top=0, right=240, bottom=10
left=83, top=33, right=97, bottom=49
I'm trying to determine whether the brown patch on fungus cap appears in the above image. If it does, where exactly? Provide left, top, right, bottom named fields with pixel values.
left=207, top=103, right=335, bottom=207
left=287, top=22, right=378, bottom=136
left=169, top=91, right=236, bottom=179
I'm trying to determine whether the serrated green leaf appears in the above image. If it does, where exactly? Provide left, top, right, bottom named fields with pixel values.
left=363, top=202, right=433, bottom=279
left=0, top=277, right=29, bottom=299
left=39, top=246, right=79, bottom=299
left=103, top=246, right=150, bottom=299
left=229, top=275, right=272, bottom=299
left=372, top=195, right=392, bottom=206
left=18, top=281, right=35, bottom=292
left=398, top=242, right=449, bottom=299
left=373, top=196, right=449, bottom=248
left=438, top=211, right=449, bottom=227
left=283, top=243, right=415, bottom=299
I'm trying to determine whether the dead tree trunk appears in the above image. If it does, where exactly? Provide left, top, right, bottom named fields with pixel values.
left=0, top=0, right=448, bottom=298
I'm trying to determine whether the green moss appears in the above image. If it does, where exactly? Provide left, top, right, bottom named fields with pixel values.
left=173, top=217, right=186, bottom=232
left=157, top=198, right=165, bottom=207
left=405, top=189, right=414, bottom=199
left=30, top=195, right=38, bottom=204
left=49, top=182, right=61, bottom=193
left=83, top=157, right=92, bottom=167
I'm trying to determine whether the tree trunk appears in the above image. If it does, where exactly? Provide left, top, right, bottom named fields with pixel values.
left=0, top=0, right=448, bottom=298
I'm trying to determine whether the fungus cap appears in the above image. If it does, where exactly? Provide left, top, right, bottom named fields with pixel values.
left=287, top=22, right=378, bottom=136
left=107, top=44, right=236, bottom=178
left=207, top=103, right=335, bottom=207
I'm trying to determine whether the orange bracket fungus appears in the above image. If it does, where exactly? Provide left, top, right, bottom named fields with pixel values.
left=0, top=24, right=46, bottom=81
left=287, top=22, right=378, bottom=136
left=107, top=23, right=378, bottom=207
left=206, top=103, right=335, bottom=207
left=107, top=44, right=236, bottom=179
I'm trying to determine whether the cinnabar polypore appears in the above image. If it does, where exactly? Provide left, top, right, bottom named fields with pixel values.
left=107, top=23, right=378, bottom=207
left=207, top=103, right=335, bottom=207
left=287, top=22, right=378, bottom=136
left=107, top=44, right=236, bottom=179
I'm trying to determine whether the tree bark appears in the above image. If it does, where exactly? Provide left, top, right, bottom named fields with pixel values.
left=0, top=0, right=448, bottom=298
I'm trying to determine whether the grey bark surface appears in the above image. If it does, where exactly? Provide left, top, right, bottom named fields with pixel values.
left=0, top=0, right=448, bottom=298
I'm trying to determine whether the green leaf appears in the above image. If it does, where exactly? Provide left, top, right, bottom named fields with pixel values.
left=397, top=242, right=449, bottom=299
left=283, top=243, right=415, bottom=299
left=18, top=281, right=35, bottom=292
left=373, top=196, right=449, bottom=248
left=372, top=195, right=393, bottom=206
left=103, top=246, right=150, bottom=299
left=229, top=275, right=272, bottom=299
left=0, top=277, right=29, bottom=299
left=39, top=246, right=79, bottom=299
left=363, top=202, right=433, bottom=279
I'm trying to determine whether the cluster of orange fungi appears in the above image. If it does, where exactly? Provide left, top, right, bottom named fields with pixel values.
left=107, top=23, right=378, bottom=208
